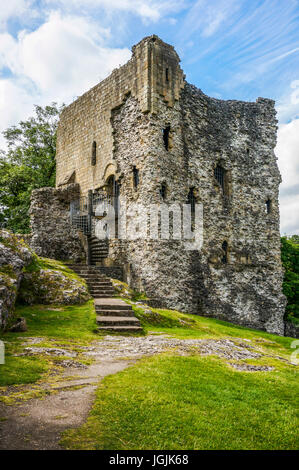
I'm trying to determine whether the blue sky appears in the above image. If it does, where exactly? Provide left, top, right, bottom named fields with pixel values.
left=0, top=0, right=298, bottom=233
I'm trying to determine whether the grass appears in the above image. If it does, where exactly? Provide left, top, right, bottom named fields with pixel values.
left=131, top=303, right=294, bottom=354
left=1, top=282, right=298, bottom=449
left=0, top=300, right=97, bottom=387
left=61, top=354, right=299, bottom=450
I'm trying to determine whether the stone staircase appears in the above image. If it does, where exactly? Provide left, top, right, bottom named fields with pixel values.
left=70, top=265, right=142, bottom=333
left=89, top=237, right=109, bottom=265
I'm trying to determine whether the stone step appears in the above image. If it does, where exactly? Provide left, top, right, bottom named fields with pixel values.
left=90, top=291, right=115, bottom=296
left=88, top=286, right=115, bottom=296
left=79, top=274, right=106, bottom=278
left=87, top=282, right=113, bottom=287
left=93, top=295, right=115, bottom=298
left=95, top=300, right=132, bottom=311
left=97, top=325, right=143, bottom=333
left=89, top=290, right=115, bottom=294
left=98, top=309, right=135, bottom=317
left=97, top=316, right=140, bottom=326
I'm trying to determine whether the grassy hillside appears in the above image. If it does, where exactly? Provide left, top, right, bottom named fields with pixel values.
left=1, top=281, right=298, bottom=450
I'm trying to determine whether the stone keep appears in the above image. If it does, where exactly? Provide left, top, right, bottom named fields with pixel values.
left=38, top=35, right=286, bottom=334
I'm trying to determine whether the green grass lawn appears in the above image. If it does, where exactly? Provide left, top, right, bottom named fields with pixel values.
left=0, top=300, right=97, bottom=387
left=61, top=354, right=298, bottom=450
left=1, top=294, right=298, bottom=449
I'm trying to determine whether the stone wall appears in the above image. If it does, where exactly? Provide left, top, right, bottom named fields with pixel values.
left=30, top=184, right=85, bottom=262
left=105, top=88, right=285, bottom=335
left=55, top=35, right=184, bottom=194
left=53, top=35, right=286, bottom=335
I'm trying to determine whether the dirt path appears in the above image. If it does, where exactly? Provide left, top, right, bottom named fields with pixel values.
left=0, top=360, right=131, bottom=450
left=0, top=334, right=282, bottom=450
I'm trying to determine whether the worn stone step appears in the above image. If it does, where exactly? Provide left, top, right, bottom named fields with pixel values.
left=93, top=295, right=114, bottom=298
left=87, top=282, right=113, bottom=289
left=89, top=288, right=114, bottom=292
left=95, top=299, right=132, bottom=311
left=97, top=316, right=140, bottom=326
left=98, top=309, right=135, bottom=317
left=80, top=274, right=106, bottom=278
left=90, top=291, right=115, bottom=296
left=97, top=325, right=143, bottom=332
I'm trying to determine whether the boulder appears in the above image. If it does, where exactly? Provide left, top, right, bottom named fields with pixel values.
left=18, top=267, right=90, bottom=305
left=0, top=230, right=90, bottom=330
left=9, top=317, right=27, bottom=332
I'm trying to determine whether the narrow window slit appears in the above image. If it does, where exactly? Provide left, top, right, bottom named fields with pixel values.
left=133, top=166, right=139, bottom=189
left=91, top=141, right=97, bottom=166
left=163, top=126, right=170, bottom=151
left=160, top=183, right=167, bottom=200
left=188, top=188, right=196, bottom=230
left=222, top=241, right=228, bottom=264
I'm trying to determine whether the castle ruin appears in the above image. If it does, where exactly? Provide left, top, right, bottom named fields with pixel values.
left=30, top=35, right=286, bottom=335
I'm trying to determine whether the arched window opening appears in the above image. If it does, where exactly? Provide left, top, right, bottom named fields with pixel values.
left=91, top=141, right=97, bottom=166
left=163, top=126, right=171, bottom=151
left=222, top=241, right=228, bottom=264
left=160, top=183, right=167, bottom=200
left=133, top=166, right=139, bottom=189
left=266, top=199, right=271, bottom=214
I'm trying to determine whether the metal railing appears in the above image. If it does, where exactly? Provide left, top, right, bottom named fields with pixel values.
left=70, top=190, right=119, bottom=235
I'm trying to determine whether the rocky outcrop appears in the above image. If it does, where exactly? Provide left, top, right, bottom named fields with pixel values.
left=0, top=230, right=90, bottom=330
left=0, top=230, right=33, bottom=329
left=18, top=265, right=90, bottom=305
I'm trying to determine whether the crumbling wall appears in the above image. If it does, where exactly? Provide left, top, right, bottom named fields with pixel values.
left=107, top=88, right=285, bottom=335
left=53, top=35, right=286, bottom=335
left=30, top=184, right=85, bottom=262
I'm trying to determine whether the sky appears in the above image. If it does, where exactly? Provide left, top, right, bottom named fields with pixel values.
left=0, top=0, right=298, bottom=234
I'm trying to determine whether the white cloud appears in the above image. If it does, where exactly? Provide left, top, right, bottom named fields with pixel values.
left=0, top=12, right=131, bottom=149
left=0, top=78, right=36, bottom=149
left=0, top=1, right=33, bottom=28
left=276, top=119, right=299, bottom=234
left=16, top=13, right=131, bottom=101
left=42, top=0, right=186, bottom=22
left=277, top=80, right=299, bottom=123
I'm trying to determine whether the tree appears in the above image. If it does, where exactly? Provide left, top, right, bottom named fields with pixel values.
left=281, top=236, right=299, bottom=323
left=0, top=103, right=63, bottom=233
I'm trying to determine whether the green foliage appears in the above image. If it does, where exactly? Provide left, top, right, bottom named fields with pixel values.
left=281, top=236, right=299, bottom=323
left=0, top=103, right=63, bottom=233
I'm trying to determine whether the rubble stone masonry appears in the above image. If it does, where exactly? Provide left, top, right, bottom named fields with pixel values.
left=37, top=35, right=286, bottom=334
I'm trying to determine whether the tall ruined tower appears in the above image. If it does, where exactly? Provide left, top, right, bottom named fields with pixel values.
left=32, top=35, right=286, bottom=335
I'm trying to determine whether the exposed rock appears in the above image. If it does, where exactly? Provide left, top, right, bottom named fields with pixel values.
left=18, top=267, right=90, bottom=305
left=230, top=363, right=274, bottom=372
left=0, top=230, right=34, bottom=329
left=0, top=229, right=90, bottom=330
left=58, top=360, right=88, bottom=369
left=285, top=321, right=299, bottom=338
left=9, top=317, right=27, bottom=333
left=20, top=347, right=77, bottom=357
